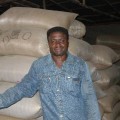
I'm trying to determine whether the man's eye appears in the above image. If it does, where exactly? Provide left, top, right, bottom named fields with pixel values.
left=50, top=39, right=65, bottom=44
left=59, top=39, right=65, bottom=43
left=50, top=40, right=55, bottom=43
left=60, top=39, right=64, bottom=42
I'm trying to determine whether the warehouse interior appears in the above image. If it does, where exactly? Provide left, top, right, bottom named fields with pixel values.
left=0, top=0, right=120, bottom=44
left=0, top=0, right=120, bottom=25
left=0, top=0, right=120, bottom=120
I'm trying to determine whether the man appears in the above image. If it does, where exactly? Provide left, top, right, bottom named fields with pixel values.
left=0, top=26, right=101, bottom=120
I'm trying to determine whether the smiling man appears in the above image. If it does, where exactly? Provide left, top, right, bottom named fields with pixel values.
left=0, top=26, right=101, bottom=120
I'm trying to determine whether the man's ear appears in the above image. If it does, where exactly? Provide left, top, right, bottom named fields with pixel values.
left=68, top=40, right=69, bottom=47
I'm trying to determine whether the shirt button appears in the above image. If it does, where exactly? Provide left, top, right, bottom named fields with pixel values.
left=60, top=114, right=63, bottom=118
left=57, top=89, right=60, bottom=92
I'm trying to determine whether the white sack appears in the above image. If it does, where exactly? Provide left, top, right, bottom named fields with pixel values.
left=0, top=28, right=94, bottom=60
left=86, top=61, right=97, bottom=76
left=86, top=62, right=106, bottom=99
left=0, top=115, right=37, bottom=120
left=93, top=85, right=106, bottom=99
left=0, top=82, right=42, bottom=119
left=102, top=102, right=120, bottom=120
left=91, top=45, right=120, bottom=69
left=69, top=37, right=94, bottom=60
left=115, top=60, right=120, bottom=69
left=114, top=49, right=120, bottom=55
left=0, top=7, right=77, bottom=30
left=112, top=102, right=120, bottom=120
left=99, top=103, right=104, bottom=118
left=35, top=116, right=43, bottom=120
left=0, top=115, right=41, bottom=120
left=96, top=35, right=120, bottom=49
left=0, top=115, right=23, bottom=120
left=116, top=116, right=120, bottom=120
left=86, top=61, right=101, bottom=82
left=98, top=85, right=120, bottom=112
left=68, top=20, right=86, bottom=38
left=0, top=55, right=37, bottom=83
left=94, top=65, right=120, bottom=90
left=0, top=28, right=49, bottom=57
left=102, top=113, right=111, bottom=120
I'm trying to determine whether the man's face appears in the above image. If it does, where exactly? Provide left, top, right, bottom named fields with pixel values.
left=48, top=32, right=69, bottom=57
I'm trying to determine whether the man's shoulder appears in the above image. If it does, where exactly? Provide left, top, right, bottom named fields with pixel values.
left=32, top=54, right=50, bottom=66
left=69, top=53, right=85, bottom=64
left=38, top=54, right=50, bottom=61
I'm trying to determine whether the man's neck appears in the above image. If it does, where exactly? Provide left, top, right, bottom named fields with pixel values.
left=52, top=54, right=67, bottom=68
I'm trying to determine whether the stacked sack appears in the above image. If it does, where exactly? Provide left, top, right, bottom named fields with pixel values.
left=0, top=7, right=120, bottom=120
left=0, top=7, right=81, bottom=120
left=68, top=18, right=120, bottom=119
left=95, top=36, right=120, bottom=120
left=96, top=35, right=120, bottom=55
left=88, top=45, right=120, bottom=120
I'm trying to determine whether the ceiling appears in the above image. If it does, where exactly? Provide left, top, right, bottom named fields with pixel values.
left=0, top=0, right=120, bottom=26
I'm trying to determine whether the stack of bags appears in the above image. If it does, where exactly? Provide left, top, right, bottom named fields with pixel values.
left=67, top=15, right=120, bottom=120
left=96, top=35, right=120, bottom=85
left=96, top=35, right=120, bottom=120
left=0, top=7, right=119, bottom=120
left=87, top=45, right=120, bottom=120
left=68, top=18, right=120, bottom=120
left=96, top=35, right=120, bottom=55
left=0, top=7, right=79, bottom=120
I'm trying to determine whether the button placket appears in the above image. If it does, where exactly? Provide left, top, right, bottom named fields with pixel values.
left=59, top=114, right=64, bottom=120
left=55, top=74, right=65, bottom=120
left=56, top=75, right=60, bottom=92
left=67, top=76, right=71, bottom=79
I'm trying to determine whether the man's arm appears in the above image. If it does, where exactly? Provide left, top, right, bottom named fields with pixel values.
left=0, top=62, right=39, bottom=109
left=81, top=62, right=101, bottom=120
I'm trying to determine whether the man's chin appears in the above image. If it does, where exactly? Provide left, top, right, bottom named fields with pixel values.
left=52, top=52, right=66, bottom=56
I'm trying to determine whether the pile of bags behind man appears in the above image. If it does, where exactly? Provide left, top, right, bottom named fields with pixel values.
left=0, top=7, right=120, bottom=120
left=96, top=35, right=120, bottom=55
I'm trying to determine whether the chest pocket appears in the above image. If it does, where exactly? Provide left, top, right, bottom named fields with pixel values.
left=64, top=74, right=81, bottom=97
left=38, top=73, right=52, bottom=94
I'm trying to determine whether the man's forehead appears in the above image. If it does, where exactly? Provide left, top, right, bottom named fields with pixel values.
left=50, top=31, right=66, bottom=35
left=49, top=32, right=66, bottom=36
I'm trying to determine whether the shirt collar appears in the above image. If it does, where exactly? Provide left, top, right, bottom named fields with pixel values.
left=45, top=52, right=74, bottom=66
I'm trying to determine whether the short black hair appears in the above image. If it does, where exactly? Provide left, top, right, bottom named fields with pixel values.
left=47, top=26, right=69, bottom=40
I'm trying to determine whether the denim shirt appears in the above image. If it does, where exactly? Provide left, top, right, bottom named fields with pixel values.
left=0, top=52, right=101, bottom=120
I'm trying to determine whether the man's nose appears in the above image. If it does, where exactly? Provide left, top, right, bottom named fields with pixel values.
left=55, top=42, right=61, bottom=48
left=55, top=41, right=61, bottom=46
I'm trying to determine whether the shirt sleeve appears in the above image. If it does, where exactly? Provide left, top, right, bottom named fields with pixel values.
left=81, top=62, right=101, bottom=120
left=0, top=61, right=39, bottom=109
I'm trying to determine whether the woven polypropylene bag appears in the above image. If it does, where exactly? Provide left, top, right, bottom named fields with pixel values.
left=0, top=115, right=23, bottom=120
left=101, top=102, right=120, bottom=120
left=116, top=116, right=120, bottom=120
left=0, top=55, right=37, bottom=83
left=0, top=7, right=78, bottom=30
left=0, top=28, right=94, bottom=60
left=96, top=35, right=120, bottom=49
left=111, top=102, right=120, bottom=120
left=98, top=85, right=120, bottom=113
left=0, top=82, right=42, bottom=119
left=0, top=28, right=49, bottom=57
left=94, top=65, right=120, bottom=90
left=68, top=20, right=86, bottom=38
left=91, top=45, right=120, bottom=69
left=98, top=103, right=104, bottom=118
left=69, top=37, right=94, bottom=61
left=102, top=113, right=111, bottom=120
left=86, top=61, right=100, bottom=82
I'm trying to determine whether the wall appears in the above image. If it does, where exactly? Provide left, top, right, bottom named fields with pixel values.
left=84, top=23, right=120, bottom=45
